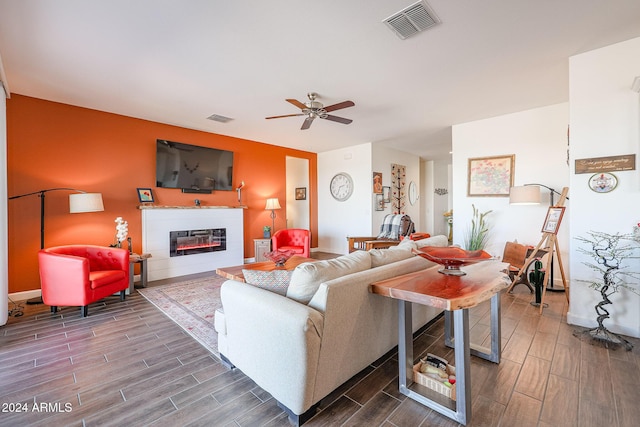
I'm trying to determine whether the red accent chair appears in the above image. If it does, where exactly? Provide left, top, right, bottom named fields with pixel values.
left=271, top=229, right=311, bottom=258
left=38, top=245, right=130, bottom=317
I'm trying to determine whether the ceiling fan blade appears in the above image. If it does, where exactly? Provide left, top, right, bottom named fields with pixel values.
left=323, top=100, right=355, bottom=112
left=301, top=116, right=315, bottom=130
left=324, top=114, right=353, bottom=125
left=286, top=99, right=307, bottom=110
left=266, top=113, right=305, bottom=119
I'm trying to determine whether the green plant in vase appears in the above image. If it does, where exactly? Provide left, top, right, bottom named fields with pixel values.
left=463, top=204, right=492, bottom=251
left=263, top=226, right=271, bottom=239
left=575, top=231, right=640, bottom=350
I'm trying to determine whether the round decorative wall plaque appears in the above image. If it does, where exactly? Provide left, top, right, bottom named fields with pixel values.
left=588, top=172, right=618, bottom=193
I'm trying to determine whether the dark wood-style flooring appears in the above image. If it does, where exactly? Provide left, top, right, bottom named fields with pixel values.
left=2, top=256, right=640, bottom=426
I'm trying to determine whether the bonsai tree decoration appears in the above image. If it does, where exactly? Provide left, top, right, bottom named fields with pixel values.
left=463, top=204, right=492, bottom=251
left=575, top=231, right=640, bottom=350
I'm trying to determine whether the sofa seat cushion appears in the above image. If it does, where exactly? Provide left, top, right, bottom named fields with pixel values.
left=286, top=251, right=371, bottom=304
left=89, top=270, right=126, bottom=289
left=242, top=269, right=293, bottom=296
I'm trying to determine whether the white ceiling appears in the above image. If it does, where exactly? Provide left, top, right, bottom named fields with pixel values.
left=2, top=0, right=640, bottom=161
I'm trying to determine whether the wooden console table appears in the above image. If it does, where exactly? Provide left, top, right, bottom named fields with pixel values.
left=370, top=261, right=510, bottom=425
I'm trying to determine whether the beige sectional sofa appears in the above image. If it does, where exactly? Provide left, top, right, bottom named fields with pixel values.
left=214, top=235, right=448, bottom=425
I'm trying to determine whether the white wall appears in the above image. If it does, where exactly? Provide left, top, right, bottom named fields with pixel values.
left=318, top=143, right=425, bottom=254
left=1, top=80, right=7, bottom=326
left=285, top=156, right=309, bottom=230
left=318, top=143, right=373, bottom=254
left=567, top=37, right=640, bottom=338
left=452, top=103, right=570, bottom=268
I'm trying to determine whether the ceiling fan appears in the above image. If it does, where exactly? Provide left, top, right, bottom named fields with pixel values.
left=266, top=92, right=355, bottom=130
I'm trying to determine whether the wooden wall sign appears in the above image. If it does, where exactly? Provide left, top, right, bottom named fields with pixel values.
left=575, top=154, right=635, bottom=174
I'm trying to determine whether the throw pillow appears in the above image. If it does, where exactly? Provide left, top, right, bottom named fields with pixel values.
left=286, top=251, right=372, bottom=304
left=242, top=269, right=293, bottom=296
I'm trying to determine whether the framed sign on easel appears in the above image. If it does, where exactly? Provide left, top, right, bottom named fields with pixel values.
left=508, top=187, right=569, bottom=313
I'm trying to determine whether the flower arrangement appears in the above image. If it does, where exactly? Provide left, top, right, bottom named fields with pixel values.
left=114, top=217, right=128, bottom=248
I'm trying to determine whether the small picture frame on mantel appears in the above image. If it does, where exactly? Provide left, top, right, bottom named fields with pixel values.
left=137, top=188, right=155, bottom=203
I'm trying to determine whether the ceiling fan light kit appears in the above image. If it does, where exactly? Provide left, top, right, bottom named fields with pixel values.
left=266, top=92, right=355, bottom=130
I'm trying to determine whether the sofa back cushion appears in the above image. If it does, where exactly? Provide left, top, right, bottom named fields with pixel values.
left=369, top=247, right=414, bottom=268
left=286, top=251, right=371, bottom=304
left=414, top=234, right=449, bottom=248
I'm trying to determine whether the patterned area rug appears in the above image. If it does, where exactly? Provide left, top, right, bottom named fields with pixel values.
left=138, top=275, right=226, bottom=358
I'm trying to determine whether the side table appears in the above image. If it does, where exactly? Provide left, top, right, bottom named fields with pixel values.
left=370, top=261, right=510, bottom=425
left=254, top=238, right=271, bottom=263
left=129, top=253, right=152, bottom=292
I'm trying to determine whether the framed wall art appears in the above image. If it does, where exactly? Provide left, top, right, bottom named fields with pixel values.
left=295, top=187, right=307, bottom=200
left=373, top=172, right=383, bottom=194
left=541, top=207, right=565, bottom=234
left=136, top=188, right=154, bottom=203
left=467, top=154, right=515, bottom=197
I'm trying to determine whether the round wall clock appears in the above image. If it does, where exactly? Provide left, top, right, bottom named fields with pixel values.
left=408, top=181, right=418, bottom=205
left=330, top=172, right=354, bottom=201
left=588, top=172, right=618, bottom=193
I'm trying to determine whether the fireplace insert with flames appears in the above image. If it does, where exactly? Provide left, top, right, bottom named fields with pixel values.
left=169, top=228, right=226, bottom=257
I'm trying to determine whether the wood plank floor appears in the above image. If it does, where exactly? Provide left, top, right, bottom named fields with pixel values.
left=2, top=261, right=640, bottom=426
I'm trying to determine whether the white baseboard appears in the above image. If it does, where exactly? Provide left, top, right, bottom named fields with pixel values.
left=9, top=289, right=41, bottom=302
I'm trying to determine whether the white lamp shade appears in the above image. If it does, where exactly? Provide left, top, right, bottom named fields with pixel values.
left=69, top=193, right=104, bottom=213
left=509, top=186, right=540, bottom=205
left=265, top=198, right=281, bottom=210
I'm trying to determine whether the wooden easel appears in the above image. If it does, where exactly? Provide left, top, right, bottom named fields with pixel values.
left=507, top=187, right=569, bottom=313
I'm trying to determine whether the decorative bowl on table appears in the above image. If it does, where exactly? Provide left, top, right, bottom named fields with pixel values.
left=264, top=250, right=295, bottom=267
left=412, top=246, right=493, bottom=276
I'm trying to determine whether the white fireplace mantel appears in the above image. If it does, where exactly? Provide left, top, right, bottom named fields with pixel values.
left=141, top=206, right=244, bottom=281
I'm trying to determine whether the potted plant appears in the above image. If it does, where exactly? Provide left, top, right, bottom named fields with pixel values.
left=263, top=226, right=271, bottom=239
left=463, top=204, right=492, bottom=251
left=575, top=231, right=640, bottom=350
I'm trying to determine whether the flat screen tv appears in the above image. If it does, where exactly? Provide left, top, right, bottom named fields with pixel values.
left=156, top=139, right=234, bottom=192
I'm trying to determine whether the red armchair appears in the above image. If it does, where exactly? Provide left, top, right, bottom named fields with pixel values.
left=271, top=229, right=310, bottom=258
left=38, top=245, right=130, bottom=317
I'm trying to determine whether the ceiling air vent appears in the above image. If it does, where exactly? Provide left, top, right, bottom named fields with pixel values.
left=383, top=0, right=440, bottom=40
left=206, top=114, right=234, bottom=123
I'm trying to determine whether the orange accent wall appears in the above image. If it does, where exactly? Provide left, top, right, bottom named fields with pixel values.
left=6, top=95, right=317, bottom=293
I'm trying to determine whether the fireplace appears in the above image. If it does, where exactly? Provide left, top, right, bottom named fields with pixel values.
left=169, top=228, right=226, bottom=257
left=142, top=206, right=243, bottom=281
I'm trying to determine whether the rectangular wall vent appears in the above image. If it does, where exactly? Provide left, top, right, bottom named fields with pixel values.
left=383, top=0, right=440, bottom=40
left=207, top=114, right=234, bottom=123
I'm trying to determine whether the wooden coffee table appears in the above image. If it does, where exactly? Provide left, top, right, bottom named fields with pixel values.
left=216, top=255, right=315, bottom=282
